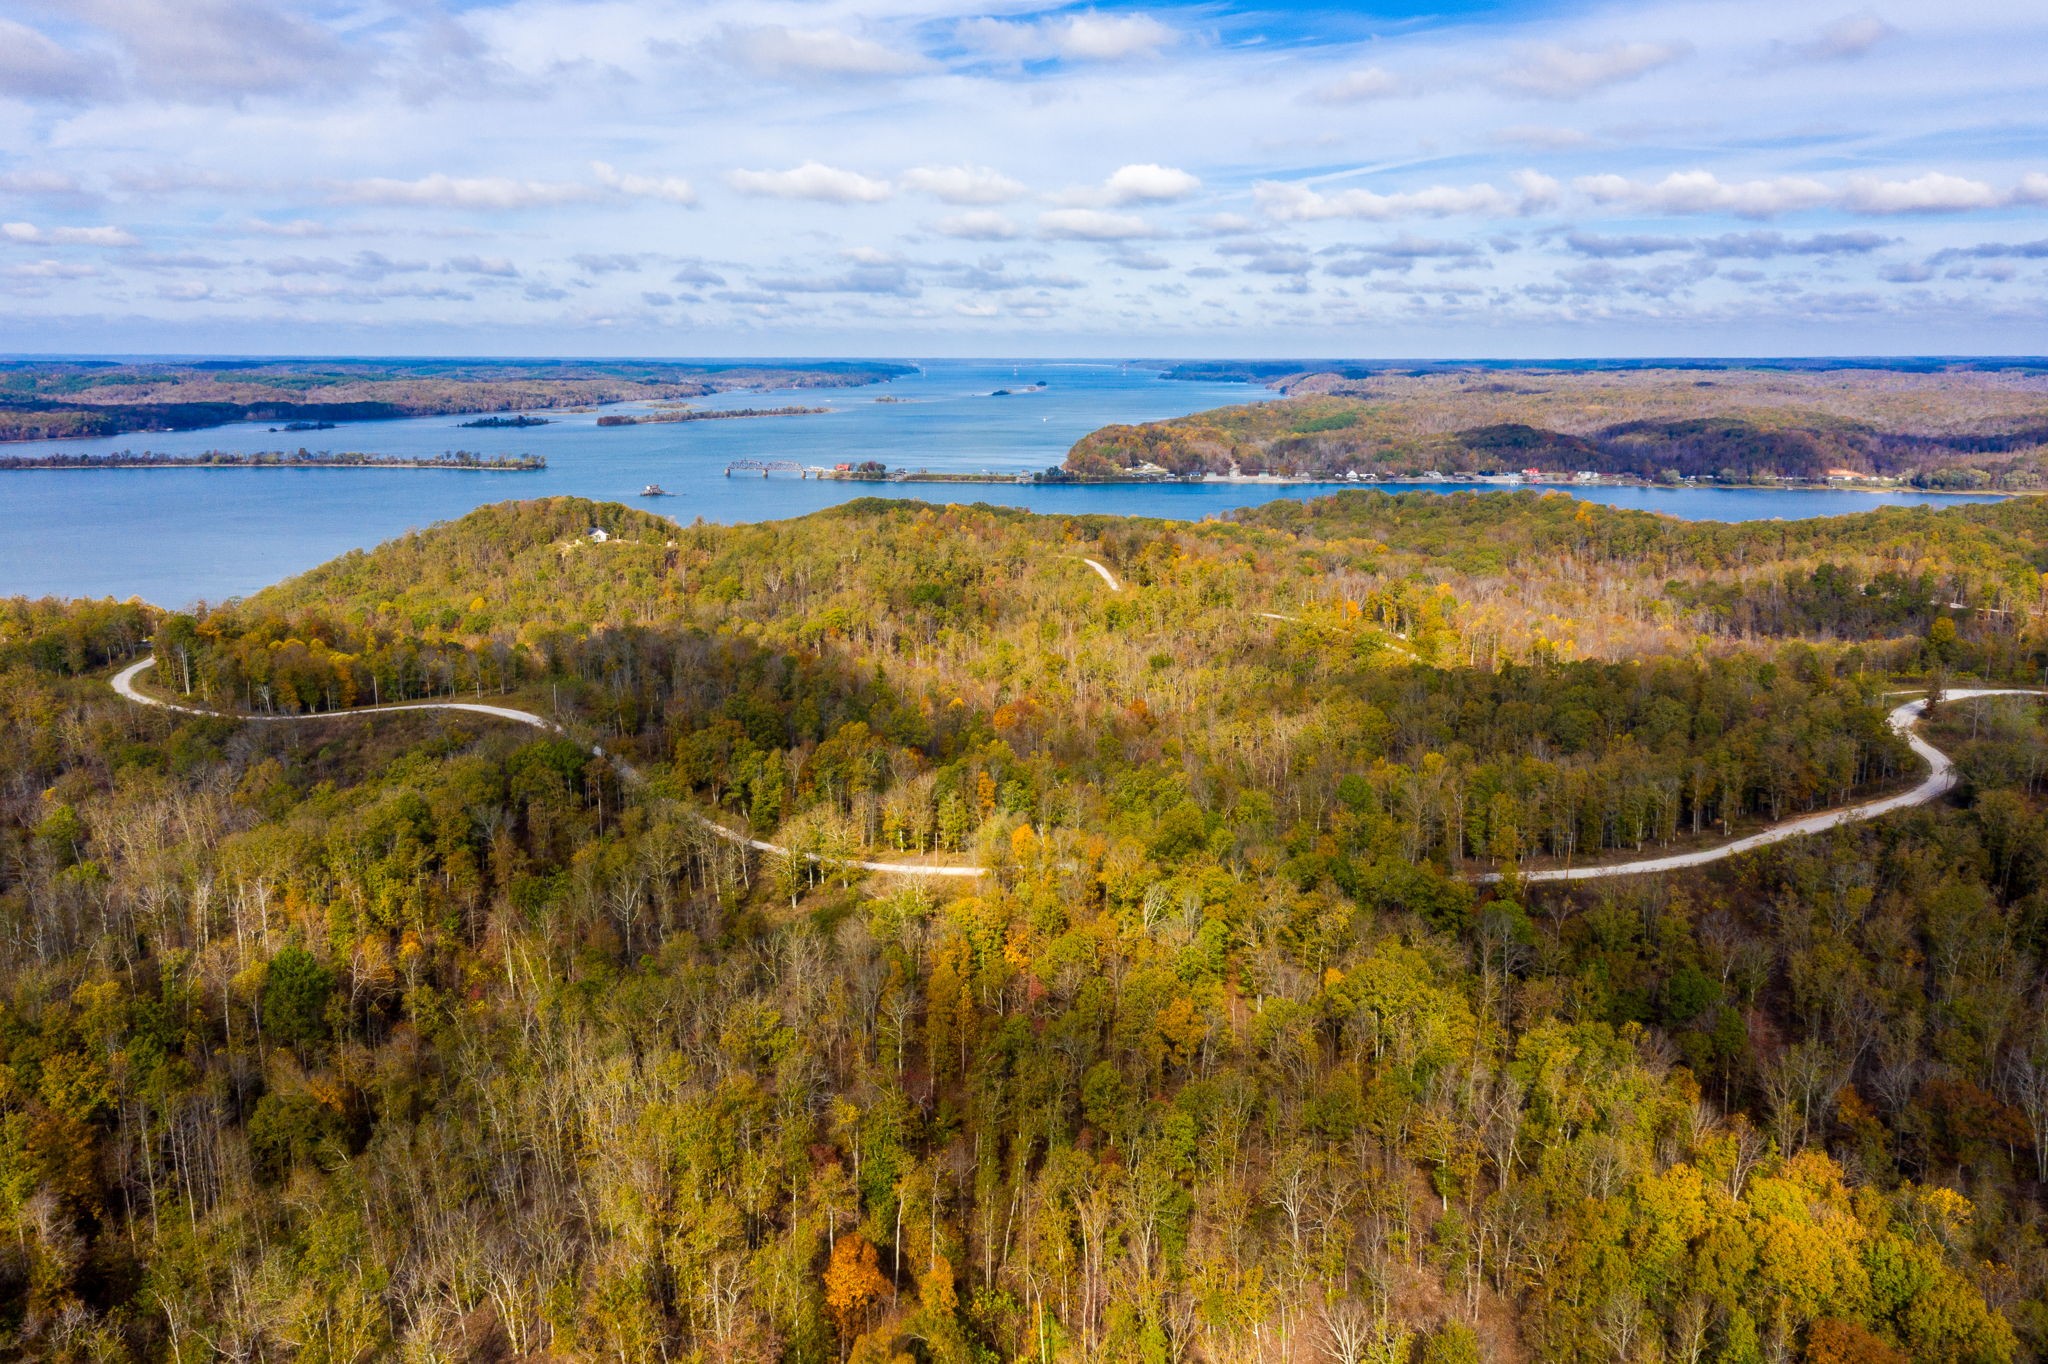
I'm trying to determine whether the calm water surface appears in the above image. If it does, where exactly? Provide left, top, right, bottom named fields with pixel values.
left=0, top=359, right=2009, bottom=606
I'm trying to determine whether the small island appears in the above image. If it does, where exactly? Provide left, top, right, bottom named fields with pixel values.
left=595, top=405, right=829, bottom=427
left=457, top=414, right=552, bottom=429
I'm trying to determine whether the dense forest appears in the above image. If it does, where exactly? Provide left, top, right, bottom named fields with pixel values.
left=1, top=491, right=2046, bottom=1362
left=0, top=360, right=911, bottom=441
left=1066, top=370, right=2048, bottom=488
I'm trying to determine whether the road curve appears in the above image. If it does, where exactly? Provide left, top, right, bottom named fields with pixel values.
left=1493, top=689, right=2047, bottom=883
left=1080, top=558, right=1122, bottom=592
left=110, top=658, right=984, bottom=879
left=110, top=660, right=2041, bottom=887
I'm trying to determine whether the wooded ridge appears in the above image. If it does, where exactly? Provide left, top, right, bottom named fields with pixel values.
left=0, top=490, right=2044, bottom=1362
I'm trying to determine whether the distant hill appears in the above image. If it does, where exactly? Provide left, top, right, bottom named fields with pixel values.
left=0, top=357, right=913, bottom=441
left=1071, top=367, right=2048, bottom=488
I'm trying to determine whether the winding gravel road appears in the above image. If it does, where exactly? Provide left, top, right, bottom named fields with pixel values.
left=1080, top=558, right=1123, bottom=592
left=111, top=658, right=985, bottom=879
left=110, top=659, right=2040, bottom=885
left=1499, top=689, right=2046, bottom=883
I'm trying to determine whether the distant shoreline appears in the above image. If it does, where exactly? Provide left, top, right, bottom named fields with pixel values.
left=0, top=454, right=546, bottom=472
left=817, top=469, right=2029, bottom=496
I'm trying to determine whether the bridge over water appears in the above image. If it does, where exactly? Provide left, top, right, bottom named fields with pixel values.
left=724, top=459, right=807, bottom=477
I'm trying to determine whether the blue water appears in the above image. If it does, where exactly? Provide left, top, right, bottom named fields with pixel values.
left=0, top=358, right=2009, bottom=607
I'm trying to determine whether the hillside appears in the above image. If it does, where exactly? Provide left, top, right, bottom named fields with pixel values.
left=0, top=493, right=2045, bottom=1362
left=1069, top=368, right=2048, bottom=488
left=0, top=359, right=913, bottom=441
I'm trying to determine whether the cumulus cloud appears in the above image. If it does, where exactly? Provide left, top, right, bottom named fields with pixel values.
left=726, top=162, right=893, bottom=204
left=1708, top=229, right=1892, bottom=256
left=260, top=250, right=423, bottom=281
left=901, top=165, right=1027, bottom=205
left=671, top=261, right=727, bottom=287
left=958, top=12, right=1176, bottom=63
left=1257, top=171, right=1558, bottom=222
left=1323, top=235, right=1485, bottom=275
left=1782, top=13, right=1897, bottom=62
left=1037, top=209, right=1159, bottom=241
left=5, top=258, right=100, bottom=280
left=713, top=24, right=925, bottom=79
left=935, top=211, right=1020, bottom=241
left=592, top=162, right=697, bottom=206
left=1111, top=248, right=1171, bottom=271
left=1496, top=41, right=1691, bottom=99
left=755, top=263, right=918, bottom=296
left=1840, top=172, right=2002, bottom=213
left=1102, top=164, right=1201, bottom=204
left=445, top=255, right=519, bottom=277
left=1308, top=67, right=1401, bottom=104
left=1576, top=168, right=2047, bottom=218
left=571, top=253, right=646, bottom=274
left=1566, top=229, right=1892, bottom=257
left=1576, top=170, right=1835, bottom=217
left=0, top=221, right=137, bottom=246
left=330, top=174, right=597, bottom=210
left=1215, top=240, right=1312, bottom=275
left=1928, top=238, right=2048, bottom=262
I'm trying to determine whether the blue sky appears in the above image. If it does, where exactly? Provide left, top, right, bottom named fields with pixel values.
left=0, top=0, right=2044, bottom=356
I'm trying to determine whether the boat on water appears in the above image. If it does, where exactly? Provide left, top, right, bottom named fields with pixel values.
left=639, top=483, right=671, bottom=497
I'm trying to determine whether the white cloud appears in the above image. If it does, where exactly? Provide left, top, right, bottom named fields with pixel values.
left=1576, top=168, right=2040, bottom=217
left=958, top=12, right=1176, bottom=64
left=1497, top=41, right=1691, bottom=99
left=0, top=19, right=103, bottom=99
left=1257, top=172, right=1557, bottom=222
left=1103, top=164, right=1201, bottom=204
left=715, top=24, right=925, bottom=79
left=1840, top=172, right=2002, bottom=213
left=0, top=221, right=137, bottom=246
left=755, top=263, right=917, bottom=296
left=726, top=162, right=893, bottom=204
left=1054, top=12, right=1177, bottom=61
left=935, top=211, right=1019, bottom=240
left=1576, top=170, right=1835, bottom=217
left=901, top=165, right=1027, bottom=205
left=446, top=255, right=519, bottom=277
left=59, top=0, right=353, bottom=101
left=5, top=258, right=99, bottom=280
left=591, top=162, right=697, bottom=206
left=330, top=175, right=597, bottom=210
left=1785, top=14, right=1897, bottom=62
left=1037, top=208, right=1159, bottom=241
left=0, top=170, right=89, bottom=198
left=1308, top=66, right=1401, bottom=104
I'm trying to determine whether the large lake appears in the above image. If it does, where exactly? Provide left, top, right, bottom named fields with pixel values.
left=0, top=358, right=2010, bottom=606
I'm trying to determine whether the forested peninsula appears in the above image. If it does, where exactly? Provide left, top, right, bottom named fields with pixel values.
left=0, top=359, right=912, bottom=442
left=2, top=491, right=2046, bottom=1362
left=0, top=449, right=544, bottom=471
left=1071, top=366, right=2048, bottom=489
